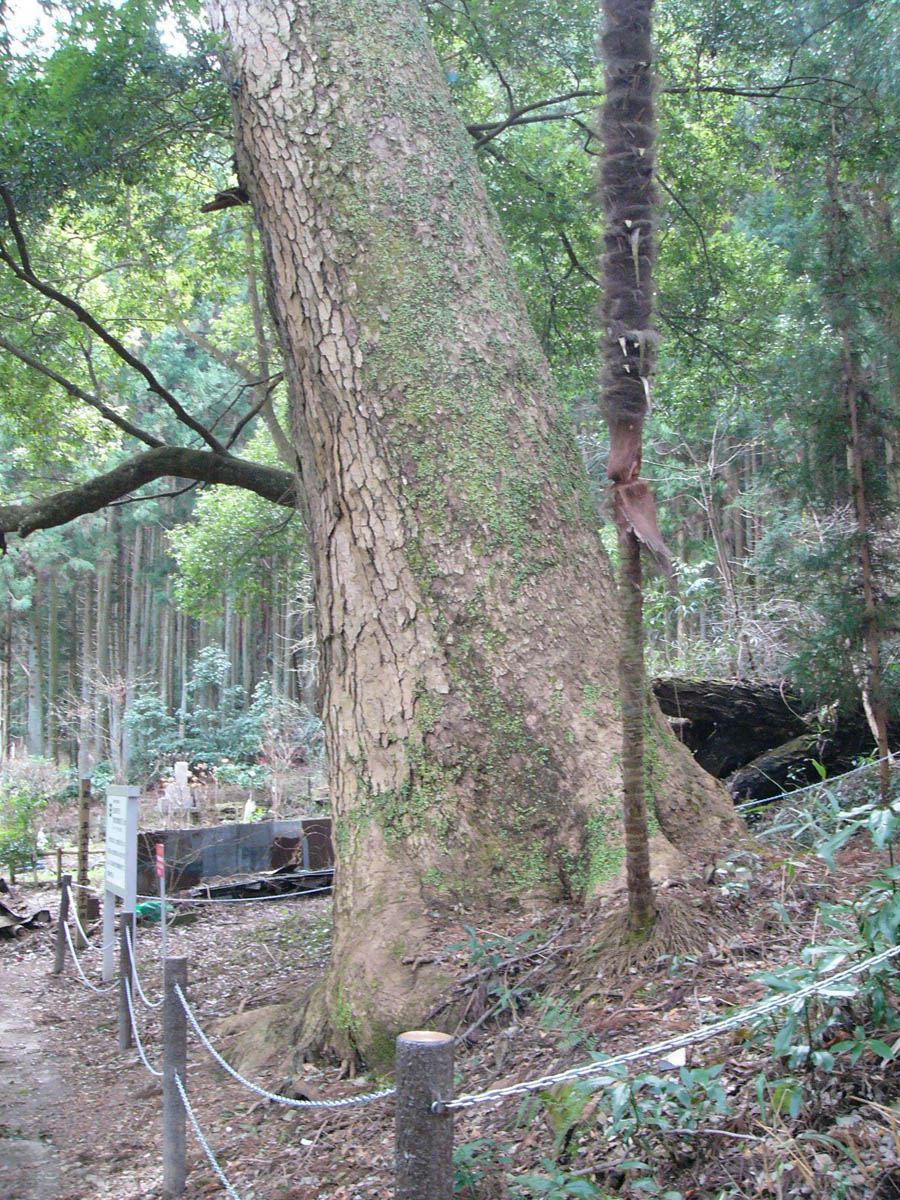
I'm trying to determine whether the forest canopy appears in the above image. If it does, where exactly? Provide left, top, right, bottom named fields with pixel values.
left=1, top=0, right=896, bottom=774
left=0, top=0, right=897, bottom=1069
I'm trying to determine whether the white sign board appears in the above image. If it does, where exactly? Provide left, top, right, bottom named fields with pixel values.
left=104, top=786, right=139, bottom=903
left=102, top=786, right=139, bottom=981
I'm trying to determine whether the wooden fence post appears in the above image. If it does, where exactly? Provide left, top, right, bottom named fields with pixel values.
left=395, top=1031, right=455, bottom=1200
left=56, top=846, right=63, bottom=888
left=53, top=874, right=71, bottom=975
left=76, top=779, right=91, bottom=948
left=118, top=911, right=134, bottom=1051
left=162, top=957, right=188, bottom=1199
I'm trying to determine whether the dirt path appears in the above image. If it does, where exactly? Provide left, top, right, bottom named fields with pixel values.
left=0, top=883, right=355, bottom=1200
left=5, top=831, right=897, bottom=1200
left=0, top=952, right=64, bottom=1200
left=0, top=887, right=162, bottom=1200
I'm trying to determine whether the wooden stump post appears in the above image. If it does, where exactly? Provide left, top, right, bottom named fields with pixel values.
left=53, top=874, right=71, bottom=975
left=395, top=1031, right=454, bottom=1200
left=118, top=911, right=134, bottom=1051
left=76, top=779, right=91, bottom=948
left=162, top=957, right=187, bottom=1199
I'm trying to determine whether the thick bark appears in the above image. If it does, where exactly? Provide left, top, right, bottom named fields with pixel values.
left=205, top=0, right=738, bottom=1064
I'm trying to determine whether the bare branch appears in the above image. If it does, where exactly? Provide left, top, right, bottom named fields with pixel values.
left=466, top=88, right=603, bottom=134
left=225, top=372, right=284, bottom=450
left=0, top=446, right=296, bottom=547
left=173, top=313, right=295, bottom=467
left=656, top=173, right=717, bottom=290
left=0, top=183, right=226, bottom=454
left=557, top=229, right=600, bottom=285
left=0, top=334, right=164, bottom=449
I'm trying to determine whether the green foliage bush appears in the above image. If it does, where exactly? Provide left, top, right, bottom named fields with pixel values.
left=121, top=648, right=324, bottom=788
left=0, top=757, right=67, bottom=872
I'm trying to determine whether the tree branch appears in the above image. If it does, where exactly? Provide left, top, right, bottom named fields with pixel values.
left=0, top=183, right=226, bottom=454
left=0, top=446, right=297, bottom=546
left=173, top=315, right=296, bottom=468
left=656, top=173, right=718, bottom=290
left=0, top=334, right=164, bottom=449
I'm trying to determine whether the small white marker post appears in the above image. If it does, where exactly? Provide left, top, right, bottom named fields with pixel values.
left=103, top=785, right=139, bottom=982
left=156, top=841, right=167, bottom=961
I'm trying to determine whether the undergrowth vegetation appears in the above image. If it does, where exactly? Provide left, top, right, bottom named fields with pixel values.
left=449, top=764, right=900, bottom=1199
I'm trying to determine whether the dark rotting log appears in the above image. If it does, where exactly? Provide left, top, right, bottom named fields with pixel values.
left=651, top=677, right=807, bottom=777
left=652, top=676, right=895, bottom=794
left=725, top=720, right=883, bottom=802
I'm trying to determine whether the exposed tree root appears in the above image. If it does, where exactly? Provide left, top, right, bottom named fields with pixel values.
left=589, top=893, right=710, bottom=978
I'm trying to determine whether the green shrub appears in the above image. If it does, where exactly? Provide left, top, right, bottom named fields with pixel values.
left=0, top=757, right=66, bottom=873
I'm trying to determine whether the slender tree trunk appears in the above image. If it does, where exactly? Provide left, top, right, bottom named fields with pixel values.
left=599, top=0, right=660, bottom=930
left=47, top=571, right=59, bottom=761
left=94, top=514, right=113, bottom=763
left=845, top=368, right=891, bottom=796
left=122, top=524, right=143, bottom=774
left=160, top=590, right=174, bottom=710
left=0, top=602, right=11, bottom=758
left=26, top=571, right=44, bottom=756
left=206, top=0, right=737, bottom=1062
left=177, top=609, right=189, bottom=739
left=78, top=580, right=93, bottom=771
left=140, top=529, right=156, bottom=683
left=617, top=527, right=655, bottom=930
left=675, top=519, right=687, bottom=651
left=824, top=142, right=891, bottom=801
left=240, top=609, right=252, bottom=699
left=281, top=588, right=294, bottom=702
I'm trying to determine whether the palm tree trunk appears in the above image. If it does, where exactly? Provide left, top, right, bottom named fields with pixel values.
left=600, top=0, right=659, bottom=930
left=618, top=525, right=654, bottom=930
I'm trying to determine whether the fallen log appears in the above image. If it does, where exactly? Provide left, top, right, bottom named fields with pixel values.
left=652, top=676, right=897, bottom=800
left=651, top=677, right=807, bottom=776
left=725, top=719, right=883, bottom=802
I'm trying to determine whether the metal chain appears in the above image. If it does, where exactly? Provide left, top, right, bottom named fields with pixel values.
left=67, top=879, right=101, bottom=893
left=174, top=1072, right=243, bottom=1200
left=61, top=920, right=117, bottom=994
left=125, top=925, right=164, bottom=1009
left=174, top=984, right=396, bottom=1109
left=735, top=753, right=897, bottom=813
left=123, top=977, right=164, bottom=1078
left=443, top=942, right=900, bottom=1110
left=135, top=882, right=333, bottom=906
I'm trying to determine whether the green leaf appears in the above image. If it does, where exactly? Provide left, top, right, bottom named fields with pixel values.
left=866, top=1039, right=895, bottom=1061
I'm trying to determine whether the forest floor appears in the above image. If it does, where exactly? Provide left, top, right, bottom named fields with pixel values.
left=3, top=790, right=900, bottom=1200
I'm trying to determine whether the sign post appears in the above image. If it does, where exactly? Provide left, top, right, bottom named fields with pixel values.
left=103, top=785, right=139, bottom=982
left=156, top=842, right=167, bottom=962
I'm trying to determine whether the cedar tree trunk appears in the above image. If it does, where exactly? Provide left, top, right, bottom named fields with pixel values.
left=205, top=0, right=738, bottom=1065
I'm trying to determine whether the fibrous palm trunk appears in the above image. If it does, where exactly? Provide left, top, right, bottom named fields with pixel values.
left=600, top=0, right=661, bottom=931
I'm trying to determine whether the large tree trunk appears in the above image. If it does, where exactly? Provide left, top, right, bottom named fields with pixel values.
left=205, top=0, right=739, bottom=1064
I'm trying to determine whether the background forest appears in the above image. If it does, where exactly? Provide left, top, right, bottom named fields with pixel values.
left=0, top=0, right=897, bottom=794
